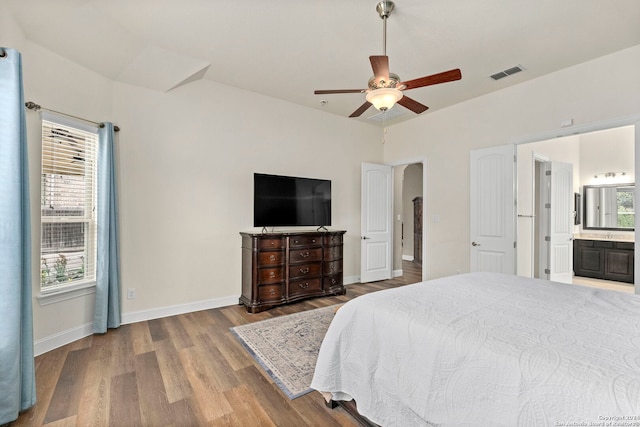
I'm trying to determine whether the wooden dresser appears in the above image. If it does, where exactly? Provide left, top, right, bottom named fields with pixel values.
left=240, top=230, right=346, bottom=313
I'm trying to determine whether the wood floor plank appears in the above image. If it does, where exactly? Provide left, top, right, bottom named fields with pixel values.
left=167, top=397, right=208, bottom=427
left=108, top=324, right=136, bottom=377
left=134, top=351, right=174, bottom=426
left=147, top=317, right=169, bottom=342
left=154, top=338, right=194, bottom=404
left=234, top=365, right=309, bottom=426
left=177, top=345, right=233, bottom=421
left=162, top=315, right=194, bottom=350
left=193, top=333, right=241, bottom=391
left=222, top=384, right=277, bottom=427
left=76, top=356, right=111, bottom=427
left=129, top=321, right=154, bottom=355
left=43, top=348, right=91, bottom=424
left=109, top=372, right=142, bottom=426
left=14, top=261, right=422, bottom=426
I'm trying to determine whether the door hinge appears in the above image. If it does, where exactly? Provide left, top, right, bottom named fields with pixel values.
left=545, top=203, right=551, bottom=209
left=545, top=236, right=551, bottom=242
left=514, top=241, right=517, bottom=248
left=545, top=170, right=552, bottom=176
left=544, top=268, right=551, bottom=275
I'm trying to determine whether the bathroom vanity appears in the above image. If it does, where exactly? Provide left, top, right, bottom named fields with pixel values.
left=573, top=236, right=634, bottom=283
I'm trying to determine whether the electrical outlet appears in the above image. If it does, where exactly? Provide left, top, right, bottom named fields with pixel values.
left=127, top=288, right=136, bottom=299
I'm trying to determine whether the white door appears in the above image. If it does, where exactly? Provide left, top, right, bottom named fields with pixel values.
left=361, top=162, right=393, bottom=282
left=546, top=161, right=574, bottom=283
left=470, top=145, right=516, bottom=274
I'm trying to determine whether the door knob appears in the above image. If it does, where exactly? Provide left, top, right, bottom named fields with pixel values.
left=472, top=241, right=481, bottom=246
left=362, top=236, right=371, bottom=240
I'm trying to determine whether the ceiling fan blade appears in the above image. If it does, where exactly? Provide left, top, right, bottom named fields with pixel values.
left=370, top=55, right=390, bottom=82
left=314, top=89, right=366, bottom=94
left=349, top=101, right=372, bottom=118
left=401, top=69, right=462, bottom=90
left=397, top=95, right=429, bottom=114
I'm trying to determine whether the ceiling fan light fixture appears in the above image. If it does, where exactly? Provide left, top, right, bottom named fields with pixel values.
left=366, top=87, right=403, bottom=111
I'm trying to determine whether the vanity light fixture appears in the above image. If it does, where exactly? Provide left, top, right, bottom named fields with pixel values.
left=594, top=171, right=626, bottom=179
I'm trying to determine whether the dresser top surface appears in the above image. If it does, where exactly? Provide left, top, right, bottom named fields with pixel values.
left=240, top=230, right=346, bottom=237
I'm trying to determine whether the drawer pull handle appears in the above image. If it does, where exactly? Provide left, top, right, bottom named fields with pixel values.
left=269, top=272, right=275, bottom=278
left=300, top=252, right=310, bottom=258
left=269, top=289, right=275, bottom=295
left=299, top=282, right=309, bottom=289
left=312, top=239, right=316, bottom=243
left=269, top=255, right=276, bottom=261
left=330, top=265, right=335, bottom=272
left=300, top=267, right=310, bottom=274
left=331, top=278, right=336, bottom=285
left=294, top=240, right=299, bottom=244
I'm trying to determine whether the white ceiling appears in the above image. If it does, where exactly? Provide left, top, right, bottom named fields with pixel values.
left=6, top=0, right=640, bottom=126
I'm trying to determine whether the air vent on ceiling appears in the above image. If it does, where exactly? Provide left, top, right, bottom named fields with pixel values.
left=490, top=65, right=524, bottom=81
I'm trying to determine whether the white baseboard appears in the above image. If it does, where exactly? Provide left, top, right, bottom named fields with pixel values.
left=36, top=277, right=366, bottom=355
left=34, top=322, right=94, bottom=356
left=34, top=295, right=240, bottom=356
left=343, top=275, right=360, bottom=285
left=121, top=295, right=240, bottom=325
left=393, top=269, right=403, bottom=278
left=402, top=254, right=414, bottom=261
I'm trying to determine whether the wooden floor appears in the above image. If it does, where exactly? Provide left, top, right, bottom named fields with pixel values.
left=10, top=261, right=422, bottom=427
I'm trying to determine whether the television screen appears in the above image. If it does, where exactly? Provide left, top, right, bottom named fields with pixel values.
left=254, top=173, right=331, bottom=227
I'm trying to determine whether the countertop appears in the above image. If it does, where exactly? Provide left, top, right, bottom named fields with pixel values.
left=573, top=233, right=634, bottom=243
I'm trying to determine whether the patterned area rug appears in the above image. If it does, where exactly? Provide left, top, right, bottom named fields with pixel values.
left=230, top=305, right=339, bottom=399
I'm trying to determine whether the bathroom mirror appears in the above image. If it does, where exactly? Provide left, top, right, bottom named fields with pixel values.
left=583, top=183, right=635, bottom=230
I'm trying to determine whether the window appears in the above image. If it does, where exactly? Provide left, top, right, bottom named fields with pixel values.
left=40, top=114, right=98, bottom=292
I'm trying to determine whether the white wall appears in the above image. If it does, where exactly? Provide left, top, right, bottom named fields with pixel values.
left=580, top=125, right=635, bottom=188
left=112, top=80, right=382, bottom=318
left=4, top=14, right=383, bottom=353
left=383, top=45, right=640, bottom=279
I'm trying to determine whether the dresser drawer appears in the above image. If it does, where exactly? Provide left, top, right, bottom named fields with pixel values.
left=323, top=274, right=342, bottom=289
left=289, top=262, right=322, bottom=279
left=289, top=235, right=322, bottom=247
left=259, top=237, right=285, bottom=250
left=289, top=278, right=322, bottom=298
left=258, top=284, right=285, bottom=302
left=324, top=260, right=343, bottom=275
left=258, top=267, right=284, bottom=284
left=258, top=251, right=284, bottom=266
left=324, top=245, right=342, bottom=261
left=324, top=233, right=343, bottom=245
left=290, top=247, right=322, bottom=263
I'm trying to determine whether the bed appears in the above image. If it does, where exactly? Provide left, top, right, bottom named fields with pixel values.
left=310, top=272, right=640, bottom=426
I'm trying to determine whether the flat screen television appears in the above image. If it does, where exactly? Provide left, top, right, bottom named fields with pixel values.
left=254, top=173, right=331, bottom=227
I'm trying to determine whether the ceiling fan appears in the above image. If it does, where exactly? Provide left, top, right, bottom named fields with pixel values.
left=314, top=1, right=462, bottom=118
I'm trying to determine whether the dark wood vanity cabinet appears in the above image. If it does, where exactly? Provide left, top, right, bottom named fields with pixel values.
left=573, top=239, right=634, bottom=283
left=240, top=231, right=346, bottom=313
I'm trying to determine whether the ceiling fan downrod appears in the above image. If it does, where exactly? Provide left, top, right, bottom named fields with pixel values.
left=376, top=1, right=395, bottom=56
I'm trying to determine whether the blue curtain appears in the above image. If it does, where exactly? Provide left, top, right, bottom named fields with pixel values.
left=0, top=48, right=36, bottom=423
left=93, top=123, right=121, bottom=333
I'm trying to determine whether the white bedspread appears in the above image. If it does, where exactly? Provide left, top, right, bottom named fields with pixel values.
left=311, top=272, right=640, bottom=426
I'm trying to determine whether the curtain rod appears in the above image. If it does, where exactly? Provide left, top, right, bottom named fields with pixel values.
left=25, top=101, right=120, bottom=132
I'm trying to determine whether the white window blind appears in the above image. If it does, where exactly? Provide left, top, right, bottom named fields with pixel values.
left=40, top=117, right=98, bottom=291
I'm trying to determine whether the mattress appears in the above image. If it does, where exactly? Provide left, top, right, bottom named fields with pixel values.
left=311, top=272, right=640, bottom=426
